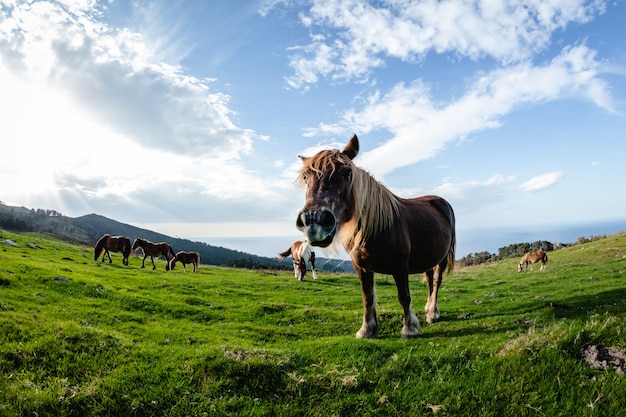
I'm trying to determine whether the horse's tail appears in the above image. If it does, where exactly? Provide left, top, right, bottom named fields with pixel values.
left=446, top=203, right=456, bottom=276
left=446, top=233, right=456, bottom=275
left=123, top=238, right=131, bottom=257
left=277, top=248, right=292, bottom=262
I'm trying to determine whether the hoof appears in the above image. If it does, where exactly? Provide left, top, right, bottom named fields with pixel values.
left=401, top=326, right=420, bottom=338
left=426, top=313, right=440, bottom=324
left=356, top=326, right=377, bottom=339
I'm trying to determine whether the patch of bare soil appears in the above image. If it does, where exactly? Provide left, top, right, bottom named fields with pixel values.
left=582, top=345, right=626, bottom=374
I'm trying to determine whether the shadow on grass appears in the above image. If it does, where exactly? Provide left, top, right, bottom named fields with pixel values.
left=541, top=287, right=626, bottom=319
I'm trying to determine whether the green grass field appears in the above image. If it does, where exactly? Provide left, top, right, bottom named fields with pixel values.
left=1, top=230, right=625, bottom=416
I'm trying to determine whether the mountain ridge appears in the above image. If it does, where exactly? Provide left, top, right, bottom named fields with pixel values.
left=0, top=202, right=354, bottom=272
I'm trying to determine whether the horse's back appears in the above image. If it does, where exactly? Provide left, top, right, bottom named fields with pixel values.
left=354, top=196, right=455, bottom=275
left=409, top=195, right=455, bottom=226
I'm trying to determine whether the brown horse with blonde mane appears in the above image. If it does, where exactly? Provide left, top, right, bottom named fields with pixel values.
left=278, top=240, right=318, bottom=281
left=295, top=135, right=456, bottom=338
left=167, top=251, right=200, bottom=272
left=518, top=249, right=548, bottom=272
left=132, top=238, right=175, bottom=270
left=94, top=234, right=131, bottom=265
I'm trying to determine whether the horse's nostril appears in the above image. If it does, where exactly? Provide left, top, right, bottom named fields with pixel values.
left=296, top=212, right=306, bottom=228
left=317, top=210, right=336, bottom=228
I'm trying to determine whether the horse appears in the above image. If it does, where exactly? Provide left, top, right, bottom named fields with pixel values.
left=94, top=234, right=131, bottom=265
left=132, top=238, right=176, bottom=270
left=295, top=134, right=456, bottom=339
left=168, top=251, right=200, bottom=272
left=518, top=249, right=548, bottom=272
left=278, top=240, right=318, bottom=281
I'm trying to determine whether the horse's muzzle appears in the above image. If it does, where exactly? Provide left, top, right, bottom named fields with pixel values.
left=296, top=208, right=337, bottom=247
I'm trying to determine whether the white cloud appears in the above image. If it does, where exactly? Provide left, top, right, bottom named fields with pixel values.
left=520, top=171, right=565, bottom=192
left=0, top=1, right=255, bottom=158
left=304, top=45, right=611, bottom=179
left=286, top=0, right=606, bottom=87
left=433, top=174, right=515, bottom=211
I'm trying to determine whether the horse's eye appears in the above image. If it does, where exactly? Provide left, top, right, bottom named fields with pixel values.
left=343, top=169, right=352, bottom=180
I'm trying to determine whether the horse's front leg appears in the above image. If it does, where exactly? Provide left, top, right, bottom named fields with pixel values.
left=393, top=271, right=420, bottom=338
left=141, top=254, right=147, bottom=268
left=356, top=269, right=378, bottom=338
left=150, top=256, right=156, bottom=270
left=298, top=259, right=306, bottom=281
left=310, top=253, right=318, bottom=279
left=106, top=250, right=112, bottom=263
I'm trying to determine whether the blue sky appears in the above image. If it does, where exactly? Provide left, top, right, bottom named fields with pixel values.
left=1, top=0, right=625, bottom=259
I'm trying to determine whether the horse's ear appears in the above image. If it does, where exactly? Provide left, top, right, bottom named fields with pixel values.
left=342, top=134, right=359, bottom=160
left=298, top=155, right=309, bottom=163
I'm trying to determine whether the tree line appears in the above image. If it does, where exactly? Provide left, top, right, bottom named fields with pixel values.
left=457, top=234, right=613, bottom=267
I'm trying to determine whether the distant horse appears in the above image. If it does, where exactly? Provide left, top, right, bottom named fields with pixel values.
left=278, top=240, right=318, bottom=281
left=132, top=238, right=175, bottom=270
left=94, top=234, right=131, bottom=265
left=168, top=251, right=200, bottom=272
left=295, top=135, right=456, bottom=338
left=518, top=249, right=548, bottom=272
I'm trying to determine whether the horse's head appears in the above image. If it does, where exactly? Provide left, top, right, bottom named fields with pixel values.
left=132, top=238, right=140, bottom=250
left=296, top=135, right=359, bottom=247
left=168, top=258, right=176, bottom=271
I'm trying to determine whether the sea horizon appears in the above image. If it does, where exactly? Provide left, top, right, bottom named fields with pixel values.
left=196, top=218, right=626, bottom=261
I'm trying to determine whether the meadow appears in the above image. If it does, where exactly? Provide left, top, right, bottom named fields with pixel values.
left=1, top=230, right=625, bottom=416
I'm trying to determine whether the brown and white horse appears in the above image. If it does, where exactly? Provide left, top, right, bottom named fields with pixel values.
left=278, top=240, right=318, bottom=281
left=168, top=251, right=200, bottom=272
left=132, top=238, right=175, bottom=270
left=94, top=234, right=131, bottom=265
left=295, top=134, right=456, bottom=338
left=518, top=249, right=548, bottom=272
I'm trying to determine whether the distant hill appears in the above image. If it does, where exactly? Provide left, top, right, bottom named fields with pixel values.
left=0, top=202, right=354, bottom=272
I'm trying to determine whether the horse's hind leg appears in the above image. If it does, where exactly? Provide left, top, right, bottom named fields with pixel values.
left=425, top=265, right=443, bottom=324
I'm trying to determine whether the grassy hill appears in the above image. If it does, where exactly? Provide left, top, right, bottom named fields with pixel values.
left=0, top=203, right=353, bottom=272
left=1, top=230, right=625, bottom=416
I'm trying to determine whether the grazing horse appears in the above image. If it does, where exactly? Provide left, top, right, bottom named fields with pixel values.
left=168, top=251, right=200, bottom=272
left=132, top=238, right=175, bottom=270
left=295, top=135, right=456, bottom=338
left=94, top=234, right=131, bottom=265
left=518, top=249, right=548, bottom=272
left=278, top=240, right=318, bottom=281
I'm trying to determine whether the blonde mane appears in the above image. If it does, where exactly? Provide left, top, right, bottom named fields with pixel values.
left=298, top=149, right=399, bottom=250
